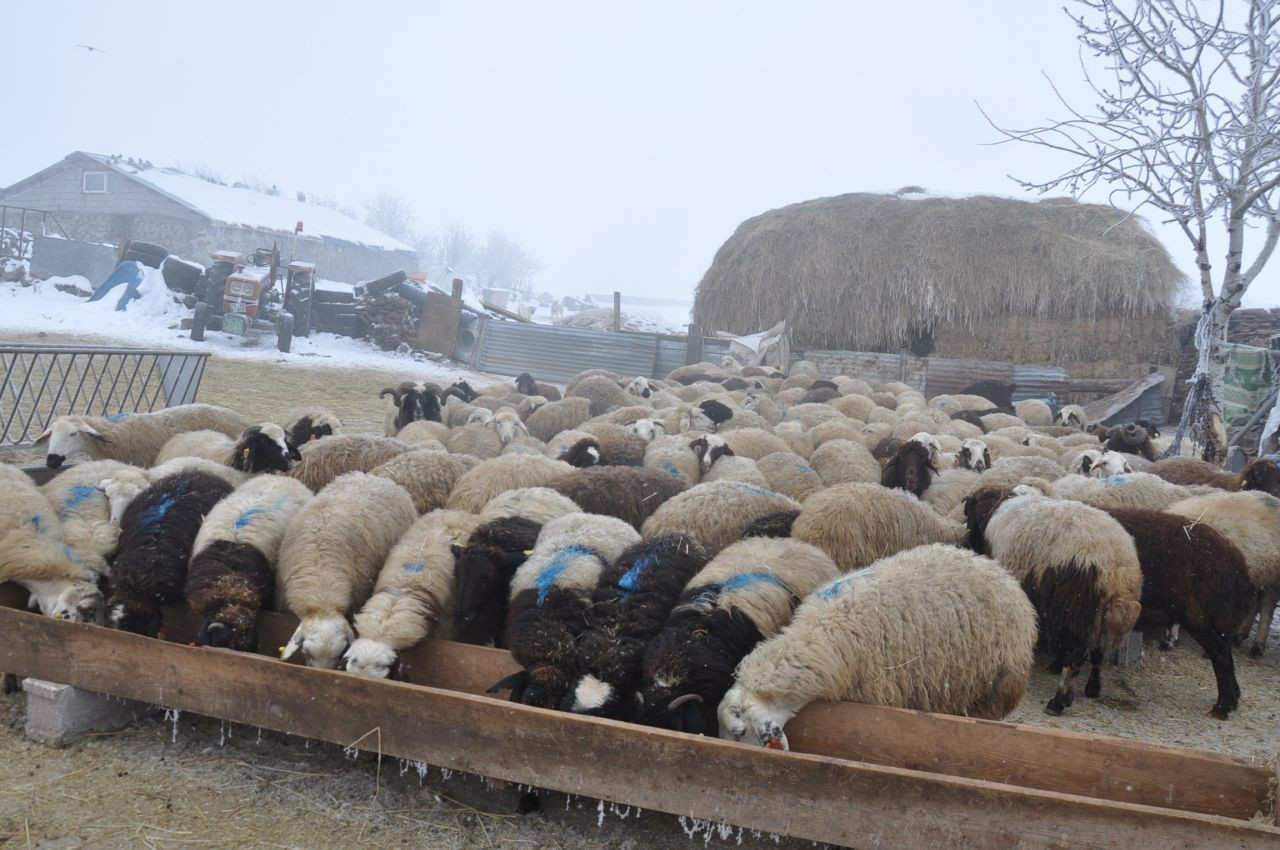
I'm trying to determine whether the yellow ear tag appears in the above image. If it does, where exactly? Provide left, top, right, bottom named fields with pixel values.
left=522, top=549, right=533, bottom=556
left=242, top=447, right=251, bottom=461
left=156, top=630, right=166, bottom=641
left=278, top=645, right=288, bottom=658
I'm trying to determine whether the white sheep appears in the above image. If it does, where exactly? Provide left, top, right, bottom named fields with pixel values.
left=40, top=458, right=145, bottom=573
left=718, top=543, right=1038, bottom=749
left=35, top=403, right=247, bottom=468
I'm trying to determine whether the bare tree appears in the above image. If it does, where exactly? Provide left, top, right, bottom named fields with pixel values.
left=363, top=192, right=417, bottom=244
left=433, top=222, right=477, bottom=273
left=982, top=0, right=1280, bottom=462
left=473, top=231, right=542, bottom=296
left=310, top=193, right=362, bottom=221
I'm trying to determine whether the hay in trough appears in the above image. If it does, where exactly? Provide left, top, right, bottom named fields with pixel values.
left=693, top=192, right=1186, bottom=361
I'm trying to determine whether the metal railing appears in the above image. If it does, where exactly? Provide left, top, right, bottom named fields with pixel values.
left=0, top=344, right=211, bottom=446
left=0, top=205, right=72, bottom=262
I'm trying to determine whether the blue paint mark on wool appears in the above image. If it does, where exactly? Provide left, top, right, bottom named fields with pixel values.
left=795, top=463, right=815, bottom=474
left=617, top=550, right=662, bottom=602
left=535, top=545, right=598, bottom=606
left=729, top=482, right=779, bottom=498
left=1099, top=474, right=1131, bottom=487
left=63, top=485, right=97, bottom=512
left=233, top=496, right=289, bottom=530
left=816, top=565, right=878, bottom=602
left=661, top=460, right=680, bottom=478
left=29, top=514, right=45, bottom=533
left=403, top=561, right=424, bottom=574
left=136, top=496, right=177, bottom=531
left=106, top=412, right=130, bottom=423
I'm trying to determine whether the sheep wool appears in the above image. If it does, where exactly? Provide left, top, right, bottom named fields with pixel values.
left=754, top=452, right=825, bottom=502
left=641, top=481, right=801, bottom=557
left=277, top=472, right=417, bottom=668
left=346, top=509, right=483, bottom=678
left=108, top=470, right=236, bottom=636
left=494, top=513, right=641, bottom=707
left=40, top=458, right=143, bottom=574
left=634, top=537, right=839, bottom=736
left=185, top=476, right=313, bottom=650
left=808, top=439, right=881, bottom=487
left=289, top=434, right=412, bottom=493
left=791, top=483, right=963, bottom=573
left=445, top=453, right=574, bottom=513
left=547, top=466, right=686, bottom=529
left=1049, top=471, right=1210, bottom=512
left=525, top=397, right=593, bottom=442
left=36, top=403, right=247, bottom=469
left=369, top=450, right=479, bottom=514
left=719, top=544, right=1037, bottom=749
left=155, top=430, right=236, bottom=466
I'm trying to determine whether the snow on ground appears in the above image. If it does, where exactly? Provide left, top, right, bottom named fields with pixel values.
left=0, top=271, right=490, bottom=384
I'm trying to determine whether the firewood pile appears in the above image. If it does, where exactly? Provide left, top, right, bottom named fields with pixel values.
left=356, top=291, right=417, bottom=350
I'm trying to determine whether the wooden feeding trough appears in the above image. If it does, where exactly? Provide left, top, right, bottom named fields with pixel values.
left=1, top=585, right=1276, bottom=849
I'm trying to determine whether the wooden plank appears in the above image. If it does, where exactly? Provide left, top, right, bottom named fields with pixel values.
left=1083, top=372, right=1167, bottom=423
left=2, top=589, right=1271, bottom=823
left=415, top=290, right=462, bottom=356
left=1, top=606, right=1276, bottom=850
left=612, top=291, right=621, bottom=332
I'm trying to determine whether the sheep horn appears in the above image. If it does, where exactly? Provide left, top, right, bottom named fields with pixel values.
left=666, top=693, right=703, bottom=711
left=379, top=387, right=403, bottom=405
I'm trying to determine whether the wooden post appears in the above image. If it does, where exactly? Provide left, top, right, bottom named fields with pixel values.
left=686, top=323, right=703, bottom=365
left=612, top=291, right=622, bottom=332
left=451, top=278, right=464, bottom=301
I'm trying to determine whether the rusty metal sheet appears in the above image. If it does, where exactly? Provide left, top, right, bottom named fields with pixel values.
left=471, top=320, right=660, bottom=384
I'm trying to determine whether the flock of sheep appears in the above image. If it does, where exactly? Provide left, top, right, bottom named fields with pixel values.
left=3, top=359, right=1278, bottom=753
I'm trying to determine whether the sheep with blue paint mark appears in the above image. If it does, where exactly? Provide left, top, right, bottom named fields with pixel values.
left=344, top=509, right=483, bottom=678
left=754, top=452, right=824, bottom=502
left=641, top=481, right=801, bottom=558
left=1049, top=470, right=1213, bottom=511
left=107, top=470, right=236, bottom=636
left=641, top=435, right=703, bottom=487
left=488, top=513, right=641, bottom=708
left=40, top=458, right=146, bottom=575
left=184, top=475, right=313, bottom=650
left=277, top=472, right=417, bottom=668
left=718, top=544, right=1038, bottom=750
left=634, top=537, right=840, bottom=736
left=0, top=468, right=102, bottom=623
left=562, top=534, right=709, bottom=717
left=35, top=403, right=248, bottom=469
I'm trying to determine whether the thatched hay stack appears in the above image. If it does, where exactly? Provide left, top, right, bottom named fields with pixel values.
left=694, top=192, right=1185, bottom=364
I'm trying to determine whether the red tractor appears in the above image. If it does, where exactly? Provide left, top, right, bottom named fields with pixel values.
left=189, top=244, right=315, bottom=353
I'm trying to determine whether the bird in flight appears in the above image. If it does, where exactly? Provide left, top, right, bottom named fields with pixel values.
left=74, top=44, right=105, bottom=54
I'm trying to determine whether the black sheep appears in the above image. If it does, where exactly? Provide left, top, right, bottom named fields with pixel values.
left=1104, top=508, right=1257, bottom=719
left=1105, top=422, right=1156, bottom=461
left=957, top=379, right=1015, bottom=410
left=380, top=380, right=443, bottom=431
left=547, top=465, right=687, bottom=529
left=560, top=437, right=603, bottom=468
left=444, top=380, right=479, bottom=403
left=107, top=471, right=235, bottom=636
left=697, top=399, right=735, bottom=430
left=451, top=516, right=542, bottom=646
left=286, top=412, right=338, bottom=447
left=230, top=424, right=301, bottom=474
left=881, top=440, right=938, bottom=498
left=515, top=373, right=562, bottom=401
left=561, top=535, right=709, bottom=717
left=742, top=510, right=799, bottom=538
left=185, top=540, right=273, bottom=650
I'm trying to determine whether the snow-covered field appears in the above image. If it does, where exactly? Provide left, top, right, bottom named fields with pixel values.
left=0, top=271, right=485, bottom=385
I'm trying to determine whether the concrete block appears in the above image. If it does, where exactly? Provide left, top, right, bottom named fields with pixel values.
left=23, top=678, right=146, bottom=747
left=1109, top=631, right=1144, bottom=669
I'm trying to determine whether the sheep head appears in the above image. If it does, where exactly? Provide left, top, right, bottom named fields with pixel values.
left=487, top=409, right=528, bottom=445
left=282, top=614, right=354, bottom=669
left=717, top=684, right=797, bottom=750
left=955, top=439, right=991, bottom=473
left=106, top=595, right=162, bottom=637
left=27, top=579, right=103, bottom=624
left=881, top=440, right=938, bottom=498
left=1090, top=450, right=1132, bottom=478
left=562, top=672, right=619, bottom=716
left=196, top=602, right=258, bottom=651
left=625, top=418, right=666, bottom=442
left=961, top=487, right=1014, bottom=554
left=232, top=423, right=299, bottom=474
left=1239, top=458, right=1280, bottom=496
left=1076, top=449, right=1103, bottom=476
left=35, top=417, right=108, bottom=468
left=101, top=475, right=148, bottom=526
left=342, top=637, right=402, bottom=679
left=560, top=437, right=602, bottom=468
left=452, top=530, right=534, bottom=643
left=514, top=373, right=539, bottom=396
left=689, top=434, right=733, bottom=475
left=626, top=376, right=653, bottom=398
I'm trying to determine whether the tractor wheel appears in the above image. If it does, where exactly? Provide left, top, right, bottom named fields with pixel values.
left=125, top=240, right=168, bottom=256
left=122, top=248, right=165, bottom=269
left=276, top=313, right=295, bottom=353
left=191, top=302, right=210, bottom=341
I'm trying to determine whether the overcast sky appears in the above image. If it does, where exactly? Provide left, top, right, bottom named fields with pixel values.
left=6, top=1, right=1278, bottom=307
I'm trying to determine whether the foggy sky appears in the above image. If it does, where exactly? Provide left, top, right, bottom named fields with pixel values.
left=6, top=1, right=1278, bottom=307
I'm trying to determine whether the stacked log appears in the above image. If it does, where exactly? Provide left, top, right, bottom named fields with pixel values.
left=357, top=292, right=416, bottom=350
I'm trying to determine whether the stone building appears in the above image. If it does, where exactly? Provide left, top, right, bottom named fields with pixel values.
left=0, top=152, right=417, bottom=283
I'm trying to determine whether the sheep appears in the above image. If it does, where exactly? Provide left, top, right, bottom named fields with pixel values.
left=1056, top=404, right=1089, bottom=429
left=805, top=438, right=879, bottom=488
left=719, top=544, right=1037, bottom=749
left=691, top=435, right=771, bottom=488
left=921, top=467, right=981, bottom=516
left=36, top=403, right=248, bottom=468
left=515, top=372, right=562, bottom=401
left=289, top=434, right=412, bottom=493
left=742, top=510, right=800, bottom=538
left=369, top=450, right=479, bottom=514
left=754, top=452, right=824, bottom=502
left=1049, top=471, right=1211, bottom=512
left=953, top=438, right=992, bottom=472
left=575, top=422, right=648, bottom=465
left=344, top=509, right=482, bottom=678
left=625, top=418, right=667, bottom=443
left=928, top=394, right=998, bottom=413
left=716, top=408, right=774, bottom=432
left=99, top=468, right=154, bottom=526
left=466, top=407, right=495, bottom=426
left=1063, top=448, right=1104, bottom=475
left=445, top=423, right=503, bottom=459
left=490, top=513, right=641, bottom=707
left=526, top=397, right=593, bottom=442
left=282, top=407, right=342, bottom=447
left=634, top=537, right=840, bottom=735
left=1103, top=508, right=1257, bottom=718
left=445, top=454, right=574, bottom=513
left=1012, top=399, right=1053, bottom=427
left=777, top=403, right=843, bottom=430
left=979, top=455, right=1068, bottom=491
left=828, top=394, right=875, bottom=421
left=441, top=379, right=481, bottom=403
left=642, top=434, right=703, bottom=486
left=395, top=419, right=450, bottom=449
left=963, top=488, right=1142, bottom=714
left=146, top=455, right=248, bottom=489
left=478, top=487, right=581, bottom=525
left=1085, top=450, right=1131, bottom=478
left=1104, top=422, right=1156, bottom=461
left=547, top=466, right=687, bottom=529
left=0, top=471, right=102, bottom=623
left=277, top=472, right=417, bottom=668
left=107, top=470, right=236, bottom=636
left=40, top=458, right=143, bottom=573
left=880, top=438, right=938, bottom=498
left=720, top=428, right=791, bottom=460
left=791, top=483, right=964, bottom=573
left=380, top=380, right=443, bottom=435
left=517, top=394, right=550, bottom=421
left=563, top=534, right=710, bottom=717
left=566, top=375, right=631, bottom=417
left=1166, top=490, right=1280, bottom=658
left=185, top=476, right=313, bottom=650
left=625, top=376, right=654, bottom=399
left=641, top=481, right=801, bottom=558
left=155, top=429, right=236, bottom=466
left=452, top=515, right=544, bottom=646
left=1147, top=457, right=1280, bottom=496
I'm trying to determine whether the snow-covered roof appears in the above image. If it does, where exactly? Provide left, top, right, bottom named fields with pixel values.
left=81, top=153, right=415, bottom=252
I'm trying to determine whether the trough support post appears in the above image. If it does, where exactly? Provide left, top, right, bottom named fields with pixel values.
left=686, top=323, right=703, bottom=365
left=451, top=278, right=464, bottom=300
left=23, top=678, right=147, bottom=747
left=1110, top=631, right=1144, bottom=669
left=613, top=291, right=622, bottom=332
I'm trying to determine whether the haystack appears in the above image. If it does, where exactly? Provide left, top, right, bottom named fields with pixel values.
left=693, top=192, right=1186, bottom=365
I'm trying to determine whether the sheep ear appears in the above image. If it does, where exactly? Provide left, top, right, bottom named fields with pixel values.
left=1080, top=456, right=1093, bottom=474
left=390, top=657, right=411, bottom=682
left=287, top=441, right=302, bottom=461
left=450, top=543, right=465, bottom=558
left=34, top=427, right=52, bottom=445
left=983, top=450, right=991, bottom=469
left=281, top=630, right=303, bottom=661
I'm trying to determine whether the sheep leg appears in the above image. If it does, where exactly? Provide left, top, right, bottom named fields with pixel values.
left=1083, top=648, right=1104, bottom=699
left=1248, top=589, right=1278, bottom=659
left=1046, top=648, right=1065, bottom=674
left=1159, top=624, right=1180, bottom=651
left=1186, top=625, right=1238, bottom=719
left=1044, top=650, right=1084, bottom=716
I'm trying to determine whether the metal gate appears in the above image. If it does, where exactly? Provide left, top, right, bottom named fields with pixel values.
left=0, top=344, right=211, bottom=446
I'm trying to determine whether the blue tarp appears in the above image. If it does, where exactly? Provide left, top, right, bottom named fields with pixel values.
left=87, top=260, right=146, bottom=312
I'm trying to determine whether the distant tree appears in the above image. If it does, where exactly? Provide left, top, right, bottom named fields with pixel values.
left=473, top=231, right=542, bottom=296
left=310, top=193, right=361, bottom=220
left=363, top=192, right=418, bottom=244
left=982, top=0, right=1280, bottom=463
left=433, top=222, right=477, bottom=273
left=240, top=173, right=280, bottom=196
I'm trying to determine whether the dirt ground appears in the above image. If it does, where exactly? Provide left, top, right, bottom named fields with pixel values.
left=2, top=332, right=1278, bottom=846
